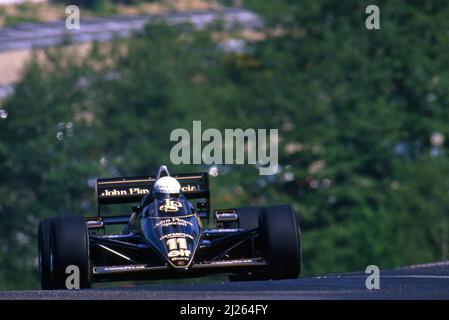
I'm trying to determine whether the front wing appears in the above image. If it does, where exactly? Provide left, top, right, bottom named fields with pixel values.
left=87, top=218, right=267, bottom=282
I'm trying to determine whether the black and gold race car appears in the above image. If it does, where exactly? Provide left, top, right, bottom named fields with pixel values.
left=37, top=166, right=302, bottom=289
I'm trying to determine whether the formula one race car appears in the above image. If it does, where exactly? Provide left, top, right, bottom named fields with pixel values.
left=37, top=166, right=302, bottom=289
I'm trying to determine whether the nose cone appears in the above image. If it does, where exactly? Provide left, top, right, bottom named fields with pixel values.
left=141, top=200, right=201, bottom=269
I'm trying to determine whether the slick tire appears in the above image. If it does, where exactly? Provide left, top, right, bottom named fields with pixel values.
left=259, top=205, right=302, bottom=280
left=50, top=215, right=91, bottom=289
left=38, top=217, right=54, bottom=289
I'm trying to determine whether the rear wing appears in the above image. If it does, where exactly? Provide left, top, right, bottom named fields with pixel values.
left=95, top=172, right=209, bottom=217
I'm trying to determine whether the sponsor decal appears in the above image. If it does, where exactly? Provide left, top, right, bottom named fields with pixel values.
left=102, top=265, right=146, bottom=272
left=100, top=187, right=150, bottom=197
left=159, top=199, right=183, bottom=213
left=181, top=184, right=199, bottom=192
left=159, top=233, right=195, bottom=266
left=154, top=217, right=193, bottom=229
left=160, top=233, right=193, bottom=241
left=210, top=259, right=254, bottom=265
left=166, top=237, right=191, bottom=266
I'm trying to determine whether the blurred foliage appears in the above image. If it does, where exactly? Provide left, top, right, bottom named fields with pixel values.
left=1, top=0, right=449, bottom=289
left=0, top=2, right=41, bottom=27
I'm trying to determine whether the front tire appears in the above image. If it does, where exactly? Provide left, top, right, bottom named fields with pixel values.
left=50, top=216, right=91, bottom=289
left=259, top=205, right=302, bottom=279
left=38, top=218, right=54, bottom=289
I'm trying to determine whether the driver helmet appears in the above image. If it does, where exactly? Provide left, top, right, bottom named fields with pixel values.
left=153, top=176, right=181, bottom=200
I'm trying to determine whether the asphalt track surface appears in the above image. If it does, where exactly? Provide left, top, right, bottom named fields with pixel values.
left=1, top=261, right=449, bottom=299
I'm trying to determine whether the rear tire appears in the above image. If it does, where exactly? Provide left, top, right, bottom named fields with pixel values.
left=259, top=205, right=301, bottom=279
left=38, top=218, right=54, bottom=289
left=50, top=216, right=91, bottom=289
